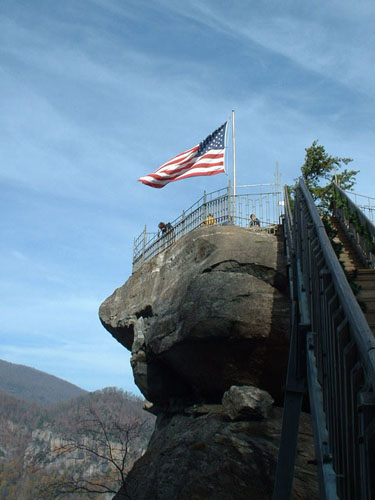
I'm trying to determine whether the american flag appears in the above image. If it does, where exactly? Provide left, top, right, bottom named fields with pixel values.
left=138, top=122, right=228, bottom=188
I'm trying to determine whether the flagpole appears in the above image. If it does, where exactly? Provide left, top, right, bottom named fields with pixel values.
left=232, top=109, right=236, bottom=220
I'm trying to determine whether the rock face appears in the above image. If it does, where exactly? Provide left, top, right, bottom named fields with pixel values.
left=100, top=226, right=290, bottom=409
left=118, top=406, right=318, bottom=500
left=99, top=225, right=319, bottom=499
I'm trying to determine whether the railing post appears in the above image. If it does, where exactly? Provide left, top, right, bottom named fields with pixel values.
left=227, top=180, right=231, bottom=222
left=203, top=190, right=207, bottom=224
left=133, top=237, right=136, bottom=272
left=142, top=225, right=147, bottom=263
left=182, top=210, right=185, bottom=235
left=358, top=391, right=375, bottom=499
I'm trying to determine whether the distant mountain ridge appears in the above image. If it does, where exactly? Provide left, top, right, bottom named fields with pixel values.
left=0, top=359, right=87, bottom=404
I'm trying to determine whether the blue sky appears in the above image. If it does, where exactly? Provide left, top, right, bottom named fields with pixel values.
left=1, top=0, right=375, bottom=394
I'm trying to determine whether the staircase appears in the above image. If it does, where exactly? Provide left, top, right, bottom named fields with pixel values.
left=330, top=216, right=375, bottom=332
left=330, top=216, right=363, bottom=271
left=356, top=269, right=375, bottom=331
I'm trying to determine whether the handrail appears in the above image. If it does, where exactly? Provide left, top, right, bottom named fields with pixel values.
left=344, top=189, right=375, bottom=223
left=283, top=185, right=294, bottom=257
left=274, top=179, right=375, bottom=500
left=295, top=177, right=375, bottom=498
left=333, top=183, right=375, bottom=268
left=299, top=179, right=375, bottom=376
left=132, top=183, right=283, bottom=271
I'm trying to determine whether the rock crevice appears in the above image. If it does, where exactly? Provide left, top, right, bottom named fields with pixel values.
left=202, top=259, right=289, bottom=294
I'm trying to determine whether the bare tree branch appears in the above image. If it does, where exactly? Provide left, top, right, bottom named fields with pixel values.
left=28, top=399, right=151, bottom=498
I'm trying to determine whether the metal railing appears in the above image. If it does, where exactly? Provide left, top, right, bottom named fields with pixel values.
left=132, top=182, right=283, bottom=271
left=274, top=179, right=375, bottom=500
left=333, top=183, right=375, bottom=268
left=345, top=189, right=375, bottom=224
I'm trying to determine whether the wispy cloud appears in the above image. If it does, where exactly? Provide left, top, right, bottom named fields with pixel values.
left=1, top=0, right=374, bottom=394
left=160, top=1, right=375, bottom=97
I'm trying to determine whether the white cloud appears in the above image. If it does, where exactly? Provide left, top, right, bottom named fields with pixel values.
left=1, top=0, right=375, bottom=394
left=161, top=1, right=375, bottom=96
left=11, top=250, right=28, bottom=261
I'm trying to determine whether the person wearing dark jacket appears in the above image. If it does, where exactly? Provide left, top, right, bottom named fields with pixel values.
left=158, top=221, right=174, bottom=245
left=158, top=221, right=172, bottom=234
left=249, top=214, right=260, bottom=227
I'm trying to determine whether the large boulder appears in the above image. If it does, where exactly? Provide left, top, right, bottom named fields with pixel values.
left=99, top=225, right=290, bottom=409
left=100, top=225, right=319, bottom=499
left=222, top=384, right=274, bottom=421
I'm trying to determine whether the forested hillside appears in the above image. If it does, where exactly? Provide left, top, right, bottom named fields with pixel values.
left=0, top=359, right=87, bottom=404
left=0, top=388, right=155, bottom=499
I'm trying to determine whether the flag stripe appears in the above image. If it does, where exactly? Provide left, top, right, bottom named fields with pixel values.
left=155, top=146, right=199, bottom=171
left=145, top=158, right=225, bottom=182
left=143, top=162, right=225, bottom=184
left=139, top=158, right=225, bottom=184
left=140, top=166, right=225, bottom=188
left=138, top=122, right=227, bottom=188
left=148, top=151, right=224, bottom=179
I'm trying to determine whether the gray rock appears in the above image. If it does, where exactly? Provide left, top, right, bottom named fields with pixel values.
left=114, top=408, right=318, bottom=500
left=99, top=226, right=290, bottom=409
left=222, top=385, right=274, bottom=421
left=101, top=225, right=319, bottom=499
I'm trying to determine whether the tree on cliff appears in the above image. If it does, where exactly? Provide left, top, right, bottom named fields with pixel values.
left=28, top=389, right=154, bottom=499
left=300, top=139, right=358, bottom=214
left=296, top=140, right=363, bottom=300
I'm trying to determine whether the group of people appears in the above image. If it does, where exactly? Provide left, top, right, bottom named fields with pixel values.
left=158, top=213, right=261, bottom=241
left=199, top=213, right=261, bottom=227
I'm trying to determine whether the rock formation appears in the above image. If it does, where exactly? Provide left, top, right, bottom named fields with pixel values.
left=99, top=225, right=319, bottom=499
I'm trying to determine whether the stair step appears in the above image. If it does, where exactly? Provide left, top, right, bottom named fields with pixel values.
left=357, top=294, right=375, bottom=303
left=357, top=281, right=375, bottom=290
left=342, top=263, right=359, bottom=270
left=356, top=276, right=375, bottom=283
left=330, top=217, right=375, bottom=335
left=356, top=269, right=375, bottom=280
left=357, top=285, right=375, bottom=294
left=363, top=307, right=375, bottom=317
left=363, top=311, right=375, bottom=324
left=363, top=306, right=375, bottom=315
left=357, top=281, right=375, bottom=287
left=330, top=216, right=365, bottom=269
left=357, top=294, right=375, bottom=304
left=340, top=240, right=358, bottom=248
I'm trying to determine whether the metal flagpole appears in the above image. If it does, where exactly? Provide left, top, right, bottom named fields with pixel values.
left=232, top=109, right=236, bottom=220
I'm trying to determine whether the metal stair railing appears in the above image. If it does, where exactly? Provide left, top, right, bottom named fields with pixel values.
left=333, top=183, right=375, bottom=269
left=273, top=178, right=375, bottom=500
left=344, top=189, right=375, bottom=224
